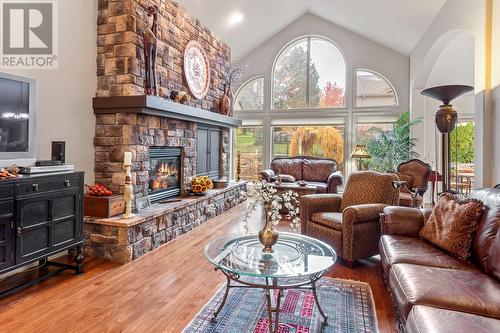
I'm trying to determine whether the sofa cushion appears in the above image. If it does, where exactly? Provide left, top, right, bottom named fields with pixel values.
left=302, top=159, right=337, bottom=182
left=306, top=181, right=327, bottom=193
left=388, top=263, right=500, bottom=323
left=379, top=235, right=477, bottom=278
left=420, top=193, right=483, bottom=260
left=399, top=192, right=423, bottom=207
left=311, top=212, right=343, bottom=231
left=405, top=305, right=500, bottom=333
left=270, top=158, right=303, bottom=180
left=469, top=188, right=500, bottom=272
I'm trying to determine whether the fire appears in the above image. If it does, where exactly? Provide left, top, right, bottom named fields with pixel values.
left=151, top=161, right=179, bottom=191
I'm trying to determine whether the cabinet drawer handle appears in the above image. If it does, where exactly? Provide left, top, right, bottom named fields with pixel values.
left=17, top=227, right=22, bottom=236
left=32, top=184, right=39, bottom=192
left=64, top=180, right=71, bottom=187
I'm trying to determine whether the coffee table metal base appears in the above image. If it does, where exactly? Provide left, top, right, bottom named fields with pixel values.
left=211, top=268, right=329, bottom=333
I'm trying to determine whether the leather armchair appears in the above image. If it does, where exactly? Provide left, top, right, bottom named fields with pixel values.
left=300, top=171, right=399, bottom=266
left=259, top=156, right=343, bottom=193
left=396, top=159, right=432, bottom=207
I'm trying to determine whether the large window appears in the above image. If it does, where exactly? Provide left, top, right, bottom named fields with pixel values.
left=235, top=127, right=264, bottom=181
left=234, top=77, right=264, bottom=111
left=273, top=37, right=346, bottom=109
left=272, top=125, right=345, bottom=171
left=356, top=70, right=398, bottom=107
left=355, top=122, right=394, bottom=145
left=233, top=35, right=402, bottom=181
left=450, top=120, right=475, bottom=195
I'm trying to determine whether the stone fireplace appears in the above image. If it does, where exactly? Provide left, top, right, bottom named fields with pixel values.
left=148, top=146, right=182, bottom=202
left=85, top=0, right=246, bottom=263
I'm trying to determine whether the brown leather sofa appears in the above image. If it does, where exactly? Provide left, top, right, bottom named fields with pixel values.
left=379, top=187, right=500, bottom=332
left=259, top=156, right=343, bottom=193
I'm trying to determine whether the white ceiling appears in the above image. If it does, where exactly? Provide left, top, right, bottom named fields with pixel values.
left=176, top=0, right=447, bottom=59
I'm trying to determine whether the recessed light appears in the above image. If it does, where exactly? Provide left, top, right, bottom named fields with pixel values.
left=228, top=11, right=244, bottom=27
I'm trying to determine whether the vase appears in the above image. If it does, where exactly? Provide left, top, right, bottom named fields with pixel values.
left=258, top=208, right=279, bottom=253
left=219, top=84, right=231, bottom=116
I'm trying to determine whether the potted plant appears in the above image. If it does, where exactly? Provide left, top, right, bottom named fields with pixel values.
left=366, top=111, right=422, bottom=172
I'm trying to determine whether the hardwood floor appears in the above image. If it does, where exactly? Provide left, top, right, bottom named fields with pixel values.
left=0, top=204, right=396, bottom=333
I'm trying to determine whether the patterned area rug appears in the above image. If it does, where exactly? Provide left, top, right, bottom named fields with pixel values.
left=183, top=277, right=379, bottom=333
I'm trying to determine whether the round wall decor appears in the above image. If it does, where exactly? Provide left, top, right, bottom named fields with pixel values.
left=183, top=41, right=211, bottom=100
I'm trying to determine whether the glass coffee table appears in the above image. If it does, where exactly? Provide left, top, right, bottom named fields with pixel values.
left=204, top=233, right=336, bottom=333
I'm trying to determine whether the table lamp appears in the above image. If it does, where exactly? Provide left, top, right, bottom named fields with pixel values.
left=421, top=85, right=473, bottom=193
left=351, top=144, right=371, bottom=171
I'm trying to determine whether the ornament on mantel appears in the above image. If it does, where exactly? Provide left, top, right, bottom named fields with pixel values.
left=144, top=5, right=158, bottom=96
left=219, top=60, right=248, bottom=116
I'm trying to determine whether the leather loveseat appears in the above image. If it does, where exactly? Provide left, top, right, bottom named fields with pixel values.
left=379, top=187, right=500, bottom=332
left=259, top=156, right=343, bottom=193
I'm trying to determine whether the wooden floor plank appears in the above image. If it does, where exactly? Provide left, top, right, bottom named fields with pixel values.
left=0, top=204, right=396, bottom=333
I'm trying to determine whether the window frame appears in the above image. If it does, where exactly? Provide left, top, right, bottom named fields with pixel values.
left=353, top=69, right=400, bottom=110
left=271, top=35, right=349, bottom=111
left=233, top=76, right=265, bottom=112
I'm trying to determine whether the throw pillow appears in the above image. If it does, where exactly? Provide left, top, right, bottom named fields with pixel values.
left=279, top=174, right=296, bottom=183
left=420, top=193, right=484, bottom=260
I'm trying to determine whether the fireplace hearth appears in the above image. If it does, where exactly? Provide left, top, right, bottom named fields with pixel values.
left=148, top=147, right=182, bottom=203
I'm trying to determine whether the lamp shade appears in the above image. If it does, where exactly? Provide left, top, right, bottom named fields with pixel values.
left=351, top=145, right=371, bottom=159
left=421, top=85, right=474, bottom=134
left=421, top=85, right=473, bottom=105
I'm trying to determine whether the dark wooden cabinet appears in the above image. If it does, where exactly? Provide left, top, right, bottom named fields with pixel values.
left=0, top=172, right=84, bottom=296
left=196, top=126, right=221, bottom=178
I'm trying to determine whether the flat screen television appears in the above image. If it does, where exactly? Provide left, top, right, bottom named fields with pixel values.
left=0, top=73, right=36, bottom=167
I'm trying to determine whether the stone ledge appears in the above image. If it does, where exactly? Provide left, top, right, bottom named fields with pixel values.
left=83, top=182, right=247, bottom=263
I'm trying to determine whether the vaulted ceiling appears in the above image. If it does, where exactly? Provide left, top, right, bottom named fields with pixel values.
left=177, top=0, right=447, bottom=59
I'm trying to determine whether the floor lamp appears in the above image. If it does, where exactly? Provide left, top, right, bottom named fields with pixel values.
left=421, top=85, right=474, bottom=193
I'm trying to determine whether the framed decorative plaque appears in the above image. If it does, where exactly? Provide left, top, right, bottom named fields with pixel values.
left=183, top=41, right=211, bottom=99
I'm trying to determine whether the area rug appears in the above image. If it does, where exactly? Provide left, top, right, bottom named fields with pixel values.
left=183, top=277, right=379, bottom=333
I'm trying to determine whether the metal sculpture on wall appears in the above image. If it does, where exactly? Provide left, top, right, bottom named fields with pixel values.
left=144, top=5, right=158, bottom=96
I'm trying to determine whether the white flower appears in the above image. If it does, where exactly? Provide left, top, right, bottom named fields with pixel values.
left=242, top=181, right=301, bottom=233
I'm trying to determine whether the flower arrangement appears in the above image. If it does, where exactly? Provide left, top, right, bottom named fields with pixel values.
left=191, top=175, right=213, bottom=194
left=243, top=180, right=300, bottom=233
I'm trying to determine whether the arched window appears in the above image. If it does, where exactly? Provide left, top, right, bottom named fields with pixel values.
left=272, top=36, right=346, bottom=109
left=234, top=77, right=264, bottom=111
left=355, top=70, right=398, bottom=107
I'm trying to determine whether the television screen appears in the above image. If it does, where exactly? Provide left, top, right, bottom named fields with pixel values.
left=0, top=77, right=30, bottom=153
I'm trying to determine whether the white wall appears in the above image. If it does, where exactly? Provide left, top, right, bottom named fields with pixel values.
left=493, top=0, right=500, bottom=185
left=235, top=13, right=410, bottom=171
left=2, top=0, right=97, bottom=183
left=410, top=0, right=494, bottom=189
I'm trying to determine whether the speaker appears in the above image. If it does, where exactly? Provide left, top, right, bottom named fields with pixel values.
left=51, top=141, right=65, bottom=163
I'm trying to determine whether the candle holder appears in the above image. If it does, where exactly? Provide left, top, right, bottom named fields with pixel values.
left=123, top=160, right=135, bottom=219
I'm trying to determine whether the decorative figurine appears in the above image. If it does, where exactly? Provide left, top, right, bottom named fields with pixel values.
left=123, top=152, right=135, bottom=219
left=169, top=90, right=179, bottom=101
left=144, top=5, right=158, bottom=96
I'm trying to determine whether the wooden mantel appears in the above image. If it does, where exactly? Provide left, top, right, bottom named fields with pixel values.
left=93, top=95, right=242, bottom=128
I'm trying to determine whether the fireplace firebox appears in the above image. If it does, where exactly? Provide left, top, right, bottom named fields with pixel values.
left=148, top=147, right=182, bottom=203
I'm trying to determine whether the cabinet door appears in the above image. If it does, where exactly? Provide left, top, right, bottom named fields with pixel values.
left=196, top=128, right=209, bottom=175
left=208, top=129, right=220, bottom=178
left=16, top=189, right=81, bottom=263
left=0, top=201, right=14, bottom=271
